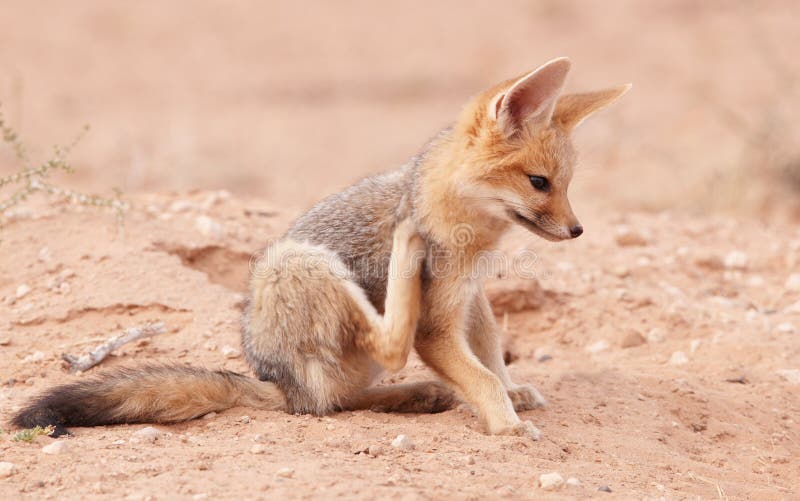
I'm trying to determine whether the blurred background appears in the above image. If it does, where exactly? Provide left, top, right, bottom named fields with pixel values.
left=1, top=0, right=798, bottom=220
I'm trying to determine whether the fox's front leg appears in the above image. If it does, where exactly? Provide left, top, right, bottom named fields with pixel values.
left=415, top=288, right=540, bottom=441
left=466, top=286, right=546, bottom=411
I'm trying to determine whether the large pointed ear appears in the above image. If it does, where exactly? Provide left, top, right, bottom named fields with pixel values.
left=490, top=57, right=572, bottom=138
left=553, top=84, right=631, bottom=130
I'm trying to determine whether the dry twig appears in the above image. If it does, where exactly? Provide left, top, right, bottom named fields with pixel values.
left=61, top=322, right=167, bottom=373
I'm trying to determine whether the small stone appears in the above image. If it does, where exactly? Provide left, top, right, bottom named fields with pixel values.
left=776, top=369, right=800, bottom=385
left=38, top=247, right=52, bottom=262
left=586, top=340, right=610, bottom=354
left=16, top=284, right=31, bottom=299
left=669, top=351, right=689, bottom=366
left=786, top=273, right=800, bottom=292
left=22, top=351, right=46, bottom=363
left=611, top=265, right=630, bottom=278
left=367, top=445, right=383, bottom=457
left=42, top=440, right=71, bottom=455
left=723, top=250, right=748, bottom=269
left=566, top=477, right=581, bottom=487
left=131, top=426, right=162, bottom=443
left=192, top=494, right=209, bottom=501
left=195, top=215, right=222, bottom=239
left=112, top=439, right=126, bottom=445
left=647, top=328, right=666, bottom=344
left=276, top=467, right=295, bottom=478
left=539, top=472, right=564, bottom=491
left=221, top=345, right=240, bottom=359
left=390, top=434, right=415, bottom=451
left=0, top=337, right=10, bottom=346
left=533, top=347, right=552, bottom=362
left=239, top=415, right=251, bottom=424
left=202, top=412, right=217, bottom=420
left=464, top=455, right=476, bottom=465
left=251, top=444, right=267, bottom=454
left=598, top=485, right=612, bottom=493
left=0, top=462, right=18, bottom=478
left=776, top=322, right=796, bottom=334
left=169, top=200, right=197, bottom=213
left=620, top=330, right=646, bottom=348
left=253, top=434, right=269, bottom=443
left=786, top=300, right=800, bottom=314
left=690, top=339, right=702, bottom=353
left=615, top=226, right=648, bottom=247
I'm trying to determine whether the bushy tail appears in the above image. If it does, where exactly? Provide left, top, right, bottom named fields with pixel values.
left=12, top=364, right=286, bottom=436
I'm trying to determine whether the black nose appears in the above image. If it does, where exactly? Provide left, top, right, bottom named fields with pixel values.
left=569, top=225, right=583, bottom=238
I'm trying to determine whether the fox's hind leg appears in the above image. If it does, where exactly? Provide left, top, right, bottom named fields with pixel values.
left=342, top=381, right=455, bottom=413
left=353, top=218, right=425, bottom=372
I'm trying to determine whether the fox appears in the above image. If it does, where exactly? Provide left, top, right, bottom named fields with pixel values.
left=12, top=57, right=629, bottom=440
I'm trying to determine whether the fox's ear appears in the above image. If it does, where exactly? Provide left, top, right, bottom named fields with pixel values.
left=553, top=84, right=631, bottom=130
left=491, top=57, right=571, bottom=137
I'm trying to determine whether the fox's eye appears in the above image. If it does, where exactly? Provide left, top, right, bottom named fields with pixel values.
left=529, top=175, right=549, bottom=192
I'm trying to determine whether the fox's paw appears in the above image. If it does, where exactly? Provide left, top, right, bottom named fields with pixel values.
left=413, top=381, right=458, bottom=414
left=507, top=384, right=546, bottom=412
left=494, top=420, right=542, bottom=441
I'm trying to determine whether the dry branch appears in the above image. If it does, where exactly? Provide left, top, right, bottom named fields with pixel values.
left=61, top=322, right=166, bottom=373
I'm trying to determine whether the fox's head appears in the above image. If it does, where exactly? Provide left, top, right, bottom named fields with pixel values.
left=441, top=57, right=629, bottom=243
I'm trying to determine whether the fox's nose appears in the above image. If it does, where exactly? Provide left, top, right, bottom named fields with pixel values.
left=569, top=225, right=583, bottom=238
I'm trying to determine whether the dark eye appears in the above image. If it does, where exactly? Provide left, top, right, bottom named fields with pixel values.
left=529, top=175, right=549, bottom=192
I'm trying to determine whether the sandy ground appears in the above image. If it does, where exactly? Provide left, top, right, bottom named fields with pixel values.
left=0, top=193, right=798, bottom=499
left=1, top=0, right=800, bottom=499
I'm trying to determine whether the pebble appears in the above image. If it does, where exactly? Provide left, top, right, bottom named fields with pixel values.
left=620, top=330, right=646, bottom=348
left=169, top=200, right=197, bottom=213
left=202, top=412, right=217, bottom=420
left=42, top=440, right=71, bottom=455
left=221, top=345, right=241, bottom=359
left=464, top=455, right=476, bottom=465
left=566, top=477, right=581, bottom=487
left=786, top=273, right=800, bottom=292
left=38, top=247, right=52, bottom=262
left=533, top=347, right=552, bottom=362
left=367, top=445, right=383, bottom=457
left=251, top=444, right=267, bottom=454
left=647, top=328, right=666, bottom=344
left=690, top=339, right=702, bottom=353
left=131, top=426, right=162, bottom=443
left=615, top=227, right=648, bottom=247
left=539, top=472, right=564, bottom=491
left=786, top=300, right=800, bottom=314
left=598, top=485, right=613, bottom=493
left=390, top=434, right=415, bottom=451
left=0, top=337, right=11, bottom=346
left=15, top=284, right=31, bottom=299
left=22, top=351, right=46, bottom=363
left=586, top=340, right=610, bottom=354
left=239, top=415, right=251, bottom=424
left=776, top=322, right=796, bottom=334
left=0, top=462, right=18, bottom=478
left=669, top=351, right=689, bottom=365
left=723, top=250, right=748, bottom=269
left=776, top=369, right=800, bottom=385
left=195, top=215, right=222, bottom=239
left=276, top=467, right=295, bottom=479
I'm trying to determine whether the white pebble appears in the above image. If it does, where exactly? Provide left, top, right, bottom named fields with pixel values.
left=221, top=345, right=241, bottom=359
left=15, top=284, right=31, bottom=299
left=131, top=426, right=162, bottom=443
left=195, top=215, right=222, bottom=239
left=42, top=440, right=71, bottom=455
left=690, top=339, right=702, bottom=353
left=251, top=444, right=267, bottom=454
left=786, top=273, right=800, bottom=292
left=38, top=247, right=52, bottom=262
left=723, top=250, right=748, bottom=269
left=22, top=351, right=46, bottom=363
left=390, top=434, right=415, bottom=451
left=776, top=322, right=796, bottom=334
left=776, top=369, right=800, bottom=385
left=586, top=340, right=610, bottom=354
left=566, top=477, right=581, bottom=487
left=276, top=467, right=295, bottom=478
left=786, top=300, right=800, bottom=314
left=464, top=455, right=476, bottom=465
left=0, top=462, right=18, bottom=478
left=539, top=472, right=565, bottom=491
left=239, top=415, right=251, bottom=424
left=647, top=328, right=666, bottom=344
left=669, top=351, right=689, bottom=365
left=202, top=412, right=217, bottom=420
left=367, top=444, right=383, bottom=457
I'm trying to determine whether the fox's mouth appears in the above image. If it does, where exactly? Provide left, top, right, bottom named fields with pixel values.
left=508, top=210, right=566, bottom=242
